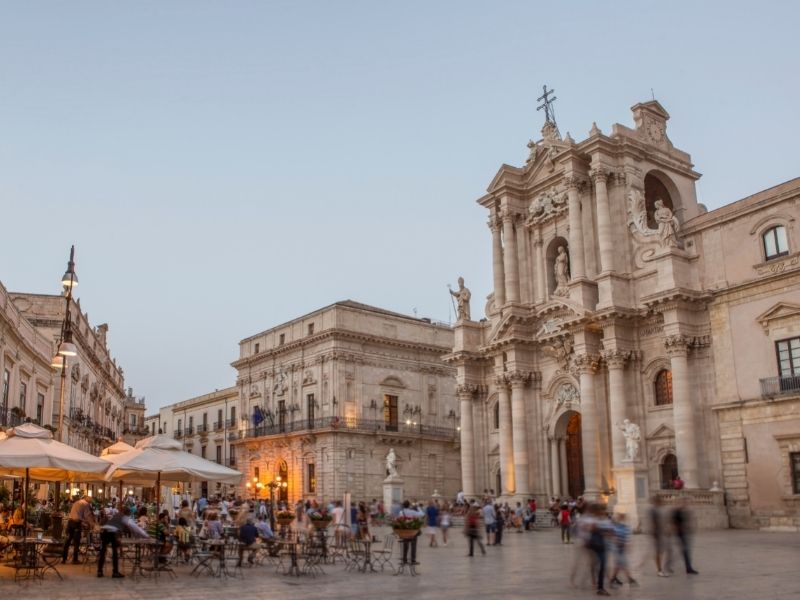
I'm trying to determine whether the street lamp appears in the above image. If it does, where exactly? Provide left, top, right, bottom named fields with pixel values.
left=266, top=475, right=288, bottom=531
left=53, top=245, right=79, bottom=443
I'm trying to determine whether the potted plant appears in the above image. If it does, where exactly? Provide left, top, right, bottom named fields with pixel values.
left=308, top=509, right=333, bottom=529
left=275, top=510, right=295, bottom=526
left=389, top=514, right=424, bottom=540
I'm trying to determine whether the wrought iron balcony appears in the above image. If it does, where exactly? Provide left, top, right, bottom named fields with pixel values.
left=213, top=421, right=223, bottom=431
left=760, top=375, right=800, bottom=398
left=197, top=424, right=209, bottom=434
left=242, top=416, right=458, bottom=441
left=184, top=426, right=194, bottom=435
left=174, top=429, right=183, bottom=439
left=228, top=456, right=236, bottom=467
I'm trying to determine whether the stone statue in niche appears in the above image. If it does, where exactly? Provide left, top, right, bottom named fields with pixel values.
left=619, top=419, right=641, bottom=461
left=654, top=199, right=680, bottom=248
left=449, top=277, right=472, bottom=321
left=553, top=246, right=570, bottom=296
left=386, top=447, right=399, bottom=478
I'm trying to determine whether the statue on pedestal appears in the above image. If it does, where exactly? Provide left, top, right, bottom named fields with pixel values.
left=449, top=277, right=472, bottom=321
left=386, top=447, right=398, bottom=478
left=654, top=199, right=680, bottom=248
left=619, top=419, right=641, bottom=461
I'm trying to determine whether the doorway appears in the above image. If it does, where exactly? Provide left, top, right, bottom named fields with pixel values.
left=565, top=412, right=585, bottom=499
left=278, top=460, right=289, bottom=503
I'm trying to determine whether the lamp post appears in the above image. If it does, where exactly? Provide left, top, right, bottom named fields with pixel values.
left=266, top=475, right=287, bottom=531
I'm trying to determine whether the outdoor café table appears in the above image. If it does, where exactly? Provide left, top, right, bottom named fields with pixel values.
left=354, top=539, right=376, bottom=573
left=8, top=536, right=59, bottom=582
left=278, top=539, right=302, bottom=577
left=120, top=537, right=159, bottom=579
left=192, top=538, right=231, bottom=578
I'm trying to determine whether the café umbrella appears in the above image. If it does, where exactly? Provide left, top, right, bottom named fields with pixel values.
left=0, top=422, right=111, bottom=525
left=103, top=435, right=242, bottom=507
left=101, top=439, right=136, bottom=500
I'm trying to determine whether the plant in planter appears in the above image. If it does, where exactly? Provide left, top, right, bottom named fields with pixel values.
left=275, top=510, right=295, bottom=524
left=389, top=514, right=424, bottom=539
left=308, top=509, right=333, bottom=528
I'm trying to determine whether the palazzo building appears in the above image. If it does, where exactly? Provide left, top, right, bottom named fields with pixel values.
left=230, top=301, right=460, bottom=505
left=446, top=99, right=800, bottom=529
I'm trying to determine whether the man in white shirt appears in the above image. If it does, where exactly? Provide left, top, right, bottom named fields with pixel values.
left=482, top=501, right=496, bottom=546
left=63, top=495, right=95, bottom=564
left=398, top=501, right=425, bottom=565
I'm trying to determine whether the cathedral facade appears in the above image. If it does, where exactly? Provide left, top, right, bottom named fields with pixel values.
left=446, top=100, right=800, bottom=529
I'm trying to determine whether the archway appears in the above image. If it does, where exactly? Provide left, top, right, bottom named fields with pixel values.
left=564, top=412, right=584, bottom=498
left=278, top=459, right=289, bottom=503
left=660, top=453, right=678, bottom=489
left=644, top=171, right=679, bottom=229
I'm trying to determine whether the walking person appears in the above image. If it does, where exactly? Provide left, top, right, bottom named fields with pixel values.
left=482, top=500, right=496, bottom=546
left=97, top=506, right=149, bottom=578
left=464, top=504, right=486, bottom=557
left=672, top=498, right=699, bottom=575
left=588, top=504, right=613, bottom=596
left=609, top=513, right=638, bottom=587
left=425, top=500, right=440, bottom=547
left=63, top=493, right=95, bottom=564
left=440, top=504, right=451, bottom=546
left=650, top=495, right=671, bottom=577
left=559, top=503, right=572, bottom=543
left=494, top=503, right=505, bottom=546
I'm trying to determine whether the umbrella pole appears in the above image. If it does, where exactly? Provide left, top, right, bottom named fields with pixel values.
left=156, top=473, right=161, bottom=512
left=119, top=480, right=123, bottom=504
left=24, top=467, right=29, bottom=537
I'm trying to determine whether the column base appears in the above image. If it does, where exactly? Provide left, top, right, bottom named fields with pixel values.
left=609, top=465, right=650, bottom=532
left=383, top=477, right=404, bottom=513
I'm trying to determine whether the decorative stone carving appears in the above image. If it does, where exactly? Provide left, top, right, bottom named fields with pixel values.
left=619, top=419, right=641, bottom=461
left=507, top=370, right=531, bottom=388
left=664, top=334, right=690, bottom=357
left=553, top=246, right=570, bottom=296
left=601, top=349, right=631, bottom=370
left=526, top=187, right=568, bottom=226
left=273, top=367, right=288, bottom=396
left=556, top=383, right=580, bottom=406
left=536, top=318, right=563, bottom=338
left=449, top=277, right=472, bottom=321
left=572, top=353, right=599, bottom=374
left=542, top=336, right=573, bottom=370
left=456, top=383, right=478, bottom=398
left=627, top=189, right=681, bottom=249
left=302, top=369, right=315, bottom=385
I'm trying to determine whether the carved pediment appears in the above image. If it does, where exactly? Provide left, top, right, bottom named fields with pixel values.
left=380, top=376, right=406, bottom=389
left=756, top=302, right=800, bottom=333
left=647, top=423, right=675, bottom=440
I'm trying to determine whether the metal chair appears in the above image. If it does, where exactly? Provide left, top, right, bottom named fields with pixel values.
left=371, top=535, right=394, bottom=571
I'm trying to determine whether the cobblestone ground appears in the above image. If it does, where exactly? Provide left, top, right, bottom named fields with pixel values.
left=2, top=527, right=797, bottom=599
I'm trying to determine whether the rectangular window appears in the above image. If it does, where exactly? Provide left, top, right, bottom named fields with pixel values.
left=36, top=393, right=44, bottom=424
left=384, top=395, right=398, bottom=432
left=307, top=394, right=315, bottom=429
left=0, top=370, right=8, bottom=427
left=279, top=333, right=285, bottom=345
left=254, top=466, right=260, bottom=480
left=177, top=418, right=182, bottom=432
left=776, top=337, right=800, bottom=377
left=308, top=463, right=316, bottom=494
left=307, top=323, right=314, bottom=336
left=216, top=445, right=222, bottom=464
left=278, top=400, right=286, bottom=432
left=791, top=452, right=800, bottom=495
left=201, top=446, right=206, bottom=459
left=19, top=381, right=27, bottom=409
left=229, top=445, right=236, bottom=466
left=129, top=414, right=137, bottom=428
left=230, top=406, right=236, bottom=423
left=217, top=409, right=223, bottom=429
left=254, top=343, right=260, bottom=353
left=188, top=416, right=193, bottom=433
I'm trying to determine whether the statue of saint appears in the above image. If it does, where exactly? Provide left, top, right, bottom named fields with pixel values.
left=654, top=198, right=680, bottom=247
left=619, top=419, right=641, bottom=461
left=386, top=447, right=398, bottom=478
left=449, top=277, right=472, bottom=321
left=553, top=246, right=570, bottom=296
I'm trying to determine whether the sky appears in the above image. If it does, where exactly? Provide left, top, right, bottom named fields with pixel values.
left=1, top=1, right=798, bottom=412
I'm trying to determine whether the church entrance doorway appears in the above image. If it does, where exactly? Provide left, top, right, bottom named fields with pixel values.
left=565, top=412, right=585, bottom=499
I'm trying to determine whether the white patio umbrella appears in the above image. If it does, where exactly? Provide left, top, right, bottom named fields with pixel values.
left=101, top=439, right=136, bottom=501
left=103, top=435, right=242, bottom=507
left=0, top=422, right=111, bottom=524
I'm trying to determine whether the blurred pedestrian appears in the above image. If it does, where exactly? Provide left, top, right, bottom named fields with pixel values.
left=672, top=498, right=699, bottom=574
left=464, top=504, right=486, bottom=557
left=609, top=513, right=637, bottom=587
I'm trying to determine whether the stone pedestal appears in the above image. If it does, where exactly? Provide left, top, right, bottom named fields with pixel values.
left=611, top=464, right=649, bottom=532
left=383, top=476, right=404, bottom=513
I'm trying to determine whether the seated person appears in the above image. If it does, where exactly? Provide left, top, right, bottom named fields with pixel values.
left=237, top=517, right=260, bottom=566
left=204, top=511, right=223, bottom=540
left=174, top=517, right=192, bottom=562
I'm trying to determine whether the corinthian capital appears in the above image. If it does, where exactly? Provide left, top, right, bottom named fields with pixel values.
left=487, top=215, right=502, bottom=233
left=500, top=209, right=520, bottom=225
left=507, top=370, right=531, bottom=388
left=590, top=167, right=609, bottom=184
left=456, top=383, right=478, bottom=398
left=493, top=374, right=509, bottom=388
left=664, top=334, right=690, bottom=357
left=572, top=353, right=599, bottom=374
left=563, top=175, right=587, bottom=192
left=601, top=349, right=631, bottom=370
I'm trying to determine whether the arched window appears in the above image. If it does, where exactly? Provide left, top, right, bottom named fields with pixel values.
left=654, top=370, right=673, bottom=406
left=493, top=402, right=500, bottom=430
left=763, top=225, right=789, bottom=260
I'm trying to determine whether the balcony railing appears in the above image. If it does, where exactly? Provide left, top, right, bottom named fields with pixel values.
left=198, top=424, right=209, bottom=434
left=243, top=416, right=458, bottom=441
left=229, top=456, right=236, bottom=467
left=226, top=418, right=236, bottom=428
left=760, top=375, right=800, bottom=398
left=184, top=426, right=194, bottom=435
left=174, top=429, right=183, bottom=439
left=213, top=421, right=223, bottom=431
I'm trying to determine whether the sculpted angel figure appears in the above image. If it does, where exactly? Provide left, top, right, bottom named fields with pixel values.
left=654, top=198, right=680, bottom=247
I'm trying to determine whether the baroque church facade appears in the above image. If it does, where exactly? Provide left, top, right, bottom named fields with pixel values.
left=446, top=100, right=800, bottom=530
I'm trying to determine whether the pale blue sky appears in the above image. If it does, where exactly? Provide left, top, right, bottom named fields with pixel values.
left=1, top=1, right=798, bottom=411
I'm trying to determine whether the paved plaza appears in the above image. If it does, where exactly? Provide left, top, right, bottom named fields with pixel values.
left=2, top=527, right=797, bottom=599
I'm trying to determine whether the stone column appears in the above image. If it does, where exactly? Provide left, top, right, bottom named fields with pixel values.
left=495, top=375, right=515, bottom=495
left=602, top=349, right=631, bottom=466
left=549, top=436, right=560, bottom=496
left=509, top=371, right=530, bottom=496
left=591, top=168, right=615, bottom=273
left=502, top=212, right=520, bottom=304
left=457, top=384, right=477, bottom=498
left=666, top=335, right=700, bottom=488
left=534, top=236, right=546, bottom=303
left=574, top=354, right=601, bottom=497
left=489, top=216, right=506, bottom=307
left=565, top=176, right=586, bottom=279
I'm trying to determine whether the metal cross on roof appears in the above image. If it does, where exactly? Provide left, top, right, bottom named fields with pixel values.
left=537, top=85, right=558, bottom=126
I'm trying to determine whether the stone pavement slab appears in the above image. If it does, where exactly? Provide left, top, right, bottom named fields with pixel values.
left=2, top=527, right=797, bottom=599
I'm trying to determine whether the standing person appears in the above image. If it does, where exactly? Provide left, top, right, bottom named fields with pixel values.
left=197, top=494, right=208, bottom=518
left=609, top=513, right=638, bottom=587
left=464, top=503, right=486, bottom=557
left=650, top=495, right=670, bottom=577
left=440, top=504, right=451, bottom=546
left=425, top=500, right=440, bottom=547
left=63, top=494, right=95, bottom=564
left=97, top=506, right=149, bottom=578
left=588, top=504, right=613, bottom=596
left=178, top=499, right=195, bottom=532
left=672, top=498, right=699, bottom=575
left=482, top=500, right=496, bottom=546
left=529, top=497, right=537, bottom=530
left=493, top=503, right=505, bottom=546
left=357, top=502, right=370, bottom=541
left=397, top=500, right=424, bottom=565
left=559, top=503, right=572, bottom=544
